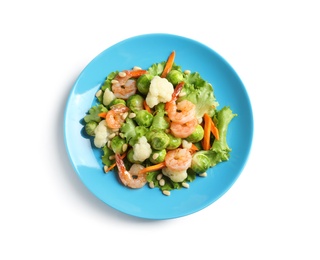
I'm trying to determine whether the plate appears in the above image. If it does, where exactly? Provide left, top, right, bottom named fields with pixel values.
left=64, top=33, right=253, bottom=220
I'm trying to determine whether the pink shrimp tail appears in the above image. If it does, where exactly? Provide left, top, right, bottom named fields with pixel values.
left=115, top=153, right=126, bottom=173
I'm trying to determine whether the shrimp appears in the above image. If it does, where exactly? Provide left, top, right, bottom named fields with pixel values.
left=165, top=82, right=196, bottom=124
left=115, top=153, right=147, bottom=189
left=112, top=69, right=147, bottom=100
left=170, top=117, right=198, bottom=138
left=105, top=104, right=129, bottom=129
left=164, top=148, right=192, bottom=172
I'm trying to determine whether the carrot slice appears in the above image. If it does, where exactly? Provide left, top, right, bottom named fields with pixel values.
left=139, top=162, right=166, bottom=174
left=98, top=112, right=107, bottom=118
left=127, top=69, right=147, bottom=78
left=161, top=51, right=175, bottom=78
left=202, top=113, right=211, bottom=150
left=143, top=100, right=152, bottom=113
left=190, top=143, right=199, bottom=154
left=210, top=119, right=219, bottom=141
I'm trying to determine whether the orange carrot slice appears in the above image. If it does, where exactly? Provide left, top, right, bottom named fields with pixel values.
left=161, top=51, right=175, bottom=78
left=98, top=112, right=107, bottom=118
left=139, top=162, right=166, bottom=174
left=143, top=100, right=152, bottom=113
left=202, top=113, right=211, bottom=150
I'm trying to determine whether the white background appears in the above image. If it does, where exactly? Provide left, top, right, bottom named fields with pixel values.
left=1, top=0, right=319, bottom=259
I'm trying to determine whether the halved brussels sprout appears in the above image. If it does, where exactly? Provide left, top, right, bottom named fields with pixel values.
left=134, top=110, right=153, bottom=127
left=150, top=149, right=166, bottom=164
left=191, top=151, right=211, bottom=173
left=127, top=94, right=144, bottom=113
left=137, top=74, right=153, bottom=95
left=150, top=131, right=170, bottom=150
left=166, top=69, right=184, bottom=85
left=110, top=136, right=126, bottom=154
left=85, top=121, right=98, bottom=136
left=186, top=124, right=204, bottom=143
left=166, top=133, right=182, bottom=150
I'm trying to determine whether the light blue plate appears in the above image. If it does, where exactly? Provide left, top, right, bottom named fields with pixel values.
left=64, top=33, right=253, bottom=220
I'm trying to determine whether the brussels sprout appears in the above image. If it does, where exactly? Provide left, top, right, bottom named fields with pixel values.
left=127, top=94, right=144, bottom=113
left=166, top=69, right=184, bottom=85
left=108, top=98, right=126, bottom=108
left=150, top=149, right=166, bottom=164
left=191, top=151, right=211, bottom=173
left=134, top=110, right=153, bottom=127
left=110, top=136, right=126, bottom=154
left=186, top=124, right=204, bottom=143
left=85, top=121, right=98, bottom=136
left=137, top=74, right=153, bottom=95
left=150, top=131, right=170, bottom=150
left=145, top=128, right=162, bottom=142
left=127, top=148, right=141, bottom=163
left=166, top=133, right=182, bottom=150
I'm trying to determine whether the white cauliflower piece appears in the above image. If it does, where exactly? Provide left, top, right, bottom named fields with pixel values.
left=103, top=88, right=116, bottom=106
left=93, top=120, right=112, bottom=148
left=162, top=167, right=188, bottom=182
left=133, top=136, right=152, bottom=162
left=146, top=76, right=174, bottom=108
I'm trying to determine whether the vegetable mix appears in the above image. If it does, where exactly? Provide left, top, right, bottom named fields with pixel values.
left=82, top=51, right=237, bottom=195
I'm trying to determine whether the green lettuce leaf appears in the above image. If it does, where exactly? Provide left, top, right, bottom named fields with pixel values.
left=179, top=72, right=219, bottom=118
left=84, top=104, right=108, bottom=123
left=209, top=106, right=237, bottom=166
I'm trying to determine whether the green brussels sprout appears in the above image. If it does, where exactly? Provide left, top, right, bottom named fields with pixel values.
left=186, top=124, right=204, bottom=143
left=191, top=151, right=211, bottom=174
left=108, top=98, right=126, bottom=108
left=166, top=133, right=182, bottom=150
left=134, top=110, right=153, bottom=127
left=127, top=94, right=144, bottom=113
left=145, top=128, right=162, bottom=142
left=137, top=74, right=153, bottom=95
left=150, top=149, right=166, bottom=164
left=166, top=69, right=184, bottom=85
left=127, top=148, right=141, bottom=163
left=150, top=131, right=170, bottom=150
left=110, top=136, right=126, bottom=154
left=85, top=121, right=98, bottom=136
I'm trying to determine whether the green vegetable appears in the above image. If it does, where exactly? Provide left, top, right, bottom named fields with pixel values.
left=150, top=131, right=170, bottom=150
left=108, top=98, right=126, bottom=108
left=191, top=151, right=211, bottom=173
left=210, top=106, right=237, bottom=166
left=137, top=74, right=153, bottom=95
left=127, top=94, right=144, bottom=113
left=110, top=136, right=126, bottom=154
left=150, top=149, right=166, bottom=164
left=85, top=121, right=98, bottom=136
left=134, top=110, right=153, bottom=127
left=167, top=133, right=182, bottom=150
left=166, top=69, right=184, bottom=85
left=180, top=72, right=219, bottom=118
left=84, top=104, right=108, bottom=123
left=186, top=124, right=204, bottom=143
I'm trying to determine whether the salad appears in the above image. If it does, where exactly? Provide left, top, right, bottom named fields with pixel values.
left=82, top=51, right=237, bottom=196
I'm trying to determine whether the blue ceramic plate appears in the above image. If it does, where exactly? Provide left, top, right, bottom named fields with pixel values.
left=64, top=33, right=253, bottom=220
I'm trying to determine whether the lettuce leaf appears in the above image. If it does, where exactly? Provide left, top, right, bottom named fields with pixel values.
left=209, top=106, right=237, bottom=166
left=179, top=72, right=219, bottom=118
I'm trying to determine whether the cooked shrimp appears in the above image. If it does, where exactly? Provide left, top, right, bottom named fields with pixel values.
left=105, top=104, right=129, bottom=129
left=112, top=79, right=137, bottom=100
left=115, top=153, right=147, bottom=189
left=112, top=69, right=147, bottom=99
left=170, top=117, right=198, bottom=138
left=165, top=82, right=196, bottom=124
left=165, top=148, right=192, bottom=172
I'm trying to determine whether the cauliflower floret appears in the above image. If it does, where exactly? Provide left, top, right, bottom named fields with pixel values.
left=162, top=167, right=188, bottom=182
left=133, top=136, right=152, bottom=162
left=103, top=88, right=116, bottom=106
left=93, top=120, right=112, bottom=148
left=146, top=76, right=174, bottom=108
